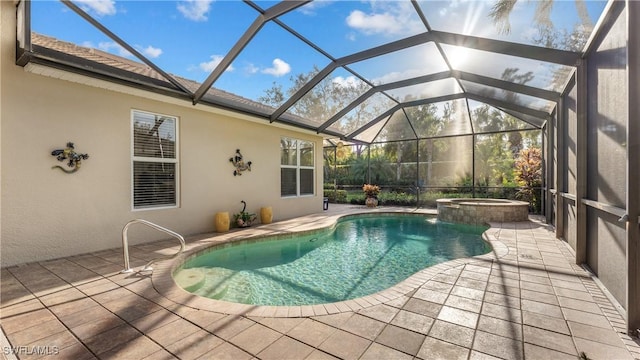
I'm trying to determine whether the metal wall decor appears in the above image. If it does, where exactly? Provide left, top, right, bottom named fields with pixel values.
left=51, top=142, right=89, bottom=173
left=229, top=149, right=252, bottom=176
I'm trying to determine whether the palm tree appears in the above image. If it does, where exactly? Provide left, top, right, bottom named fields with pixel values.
left=489, top=0, right=592, bottom=38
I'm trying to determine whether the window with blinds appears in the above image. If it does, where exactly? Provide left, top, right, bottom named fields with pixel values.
left=131, top=110, right=178, bottom=209
left=281, top=137, right=314, bottom=197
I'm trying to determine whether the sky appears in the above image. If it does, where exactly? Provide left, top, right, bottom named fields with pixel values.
left=31, top=0, right=608, bottom=103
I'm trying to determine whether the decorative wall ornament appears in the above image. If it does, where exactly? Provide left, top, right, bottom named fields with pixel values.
left=229, top=149, right=252, bottom=176
left=51, top=142, right=89, bottom=173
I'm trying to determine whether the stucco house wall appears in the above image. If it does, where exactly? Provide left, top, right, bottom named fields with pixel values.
left=0, top=1, right=324, bottom=267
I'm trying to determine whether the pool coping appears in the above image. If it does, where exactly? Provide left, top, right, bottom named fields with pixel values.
left=150, top=210, right=510, bottom=317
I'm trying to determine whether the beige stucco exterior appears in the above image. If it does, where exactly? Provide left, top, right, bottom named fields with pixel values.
left=0, top=1, right=324, bottom=267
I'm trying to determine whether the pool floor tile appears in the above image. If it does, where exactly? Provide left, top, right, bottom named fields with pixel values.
left=1, top=206, right=638, bottom=360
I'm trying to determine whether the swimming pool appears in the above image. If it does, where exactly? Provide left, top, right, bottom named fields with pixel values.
left=174, top=214, right=491, bottom=306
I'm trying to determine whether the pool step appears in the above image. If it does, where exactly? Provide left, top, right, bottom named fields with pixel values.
left=174, top=268, right=206, bottom=292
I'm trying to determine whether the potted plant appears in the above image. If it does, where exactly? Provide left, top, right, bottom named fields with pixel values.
left=362, top=184, right=380, bottom=207
left=233, top=200, right=256, bottom=227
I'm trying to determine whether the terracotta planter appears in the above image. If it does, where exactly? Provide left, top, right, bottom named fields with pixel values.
left=365, top=197, right=378, bottom=208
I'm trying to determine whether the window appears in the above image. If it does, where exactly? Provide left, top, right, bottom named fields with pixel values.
left=281, top=137, right=314, bottom=197
left=131, top=110, right=179, bottom=209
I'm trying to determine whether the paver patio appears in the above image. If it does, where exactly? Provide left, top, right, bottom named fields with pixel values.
left=2, top=205, right=639, bottom=359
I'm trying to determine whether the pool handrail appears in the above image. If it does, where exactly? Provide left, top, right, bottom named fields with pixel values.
left=121, top=219, right=185, bottom=273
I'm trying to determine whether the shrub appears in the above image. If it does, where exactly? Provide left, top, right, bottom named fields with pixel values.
left=324, top=189, right=348, bottom=203
left=378, top=192, right=415, bottom=206
left=514, top=147, right=542, bottom=213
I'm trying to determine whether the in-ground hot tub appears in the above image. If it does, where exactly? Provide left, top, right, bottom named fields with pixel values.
left=437, top=198, right=530, bottom=225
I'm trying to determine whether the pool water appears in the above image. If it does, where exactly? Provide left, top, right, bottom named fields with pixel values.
left=175, top=215, right=490, bottom=306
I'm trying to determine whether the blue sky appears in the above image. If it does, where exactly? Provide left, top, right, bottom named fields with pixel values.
left=31, top=0, right=607, bottom=102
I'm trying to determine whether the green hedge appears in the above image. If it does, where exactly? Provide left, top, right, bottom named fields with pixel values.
left=323, top=189, right=348, bottom=203
left=325, top=188, right=539, bottom=212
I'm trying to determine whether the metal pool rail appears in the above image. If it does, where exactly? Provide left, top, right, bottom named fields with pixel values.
left=121, top=219, right=185, bottom=273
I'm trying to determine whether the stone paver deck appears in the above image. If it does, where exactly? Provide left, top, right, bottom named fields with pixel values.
left=2, top=204, right=639, bottom=359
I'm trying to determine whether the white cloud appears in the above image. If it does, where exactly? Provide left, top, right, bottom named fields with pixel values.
left=177, top=0, right=213, bottom=22
left=86, top=41, right=162, bottom=60
left=199, top=55, right=233, bottom=73
left=439, top=0, right=461, bottom=17
left=261, top=58, right=291, bottom=77
left=97, top=41, right=132, bottom=58
left=346, top=10, right=403, bottom=35
left=345, top=1, right=424, bottom=37
left=296, top=0, right=333, bottom=16
left=371, top=69, right=427, bottom=85
left=74, top=0, right=116, bottom=16
left=245, top=63, right=259, bottom=75
left=140, top=45, right=162, bottom=59
left=332, top=76, right=359, bottom=89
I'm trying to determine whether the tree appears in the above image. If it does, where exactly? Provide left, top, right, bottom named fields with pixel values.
left=489, top=0, right=593, bottom=44
left=488, top=0, right=595, bottom=90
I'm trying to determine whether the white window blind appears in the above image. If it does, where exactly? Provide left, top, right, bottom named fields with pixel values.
left=131, top=110, right=179, bottom=209
left=281, top=137, right=314, bottom=197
